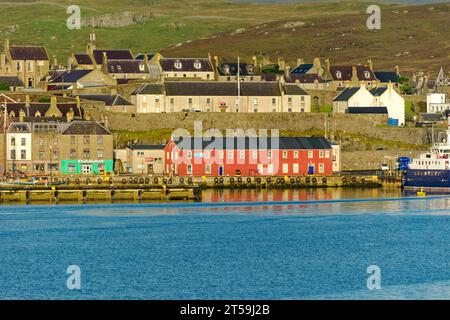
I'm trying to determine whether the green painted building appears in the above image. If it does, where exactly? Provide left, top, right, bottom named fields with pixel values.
left=61, top=160, right=114, bottom=175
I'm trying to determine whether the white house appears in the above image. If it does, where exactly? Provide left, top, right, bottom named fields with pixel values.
left=6, top=123, right=32, bottom=172
left=332, top=84, right=374, bottom=113
left=333, top=83, right=405, bottom=126
left=427, top=93, right=450, bottom=113
left=370, top=83, right=405, bottom=126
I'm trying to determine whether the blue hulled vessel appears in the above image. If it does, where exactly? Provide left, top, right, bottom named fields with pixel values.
left=403, top=118, right=450, bottom=191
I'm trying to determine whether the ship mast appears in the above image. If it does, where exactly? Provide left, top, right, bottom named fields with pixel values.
left=2, top=99, right=7, bottom=176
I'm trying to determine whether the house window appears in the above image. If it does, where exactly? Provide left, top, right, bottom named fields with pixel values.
left=39, top=150, right=45, bottom=160
left=219, top=151, right=224, bottom=159
left=10, top=137, right=15, bottom=146
left=97, top=136, right=103, bottom=145
left=21, top=150, right=26, bottom=160
left=252, top=150, right=257, bottom=160
left=187, top=151, right=192, bottom=159
left=319, top=150, right=324, bottom=158
left=319, top=163, right=325, bottom=174
left=21, top=138, right=26, bottom=146
left=67, top=163, right=76, bottom=173
left=325, top=150, right=330, bottom=158
left=27, top=61, right=33, bottom=72
left=282, top=163, right=289, bottom=174
left=204, top=151, right=210, bottom=159
left=187, top=164, right=192, bottom=174
left=83, top=136, right=90, bottom=144
left=228, top=151, right=234, bottom=159
left=294, top=151, right=299, bottom=159
left=70, top=149, right=76, bottom=159
left=293, top=163, right=299, bottom=174
left=282, top=151, right=288, bottom=159
left=308, top=151, right=313, bottom=158
left=205, top=164, right=211, bottom=174
left=268, top=151, right=272, bottom=159
left=194, top=60, right=202, bottom=70
left=272, top=98, right=277, bottom=106
left=336, top=71, right=342, bottom=79
left=71, top=136, right=76, bottom=144
left=83, top=148, right=90, bottom=159
left=174, top=60, right=182, bottom=69
left=239, top=150, right=245, bottom=160
left=10, top=150, right=16, bottom=160
left=97, top=149, right=104, bottom=159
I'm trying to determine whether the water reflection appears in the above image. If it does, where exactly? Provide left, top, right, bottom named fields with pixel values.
left=202, top=188, right=403, bottom=203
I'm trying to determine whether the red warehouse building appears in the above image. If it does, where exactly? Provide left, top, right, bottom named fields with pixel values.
left=164, top=136, right=334, bottom=176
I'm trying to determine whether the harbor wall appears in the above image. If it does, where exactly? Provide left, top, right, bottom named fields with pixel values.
left=103, top=112, right=435, bottom=145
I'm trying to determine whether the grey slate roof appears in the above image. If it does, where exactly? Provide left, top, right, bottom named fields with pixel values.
left=284, top=84, right=309, bottom=95
left=4, top=103, right=82, bottom=118
left=130, top=83, right=164, bottom=95
left=333, top=87, right=360, bottom=101
left=0, top=76, right=24, bottom=87
left=330, top=66, right=376, bottom=81
left=164, top=82, right=281, bottom=96
left=218, top=63, right=256, bottom=76
left=107, top=60, right=148, bottom=74
left=92, top=49, right=134, bottom=64
left=347, top=107, right=388, bottom=114
left=49, top=69, right=93, bottom=83
left=375, top=72, right=400, bottom=83
left=62, top=121, right=111, bottom=135
left=370, top=87, right=388, bottom=96
left=77, top=94, right=133, bottom=106
left=160, top=58, right=213, bottom=72
left=9, top=46, right=48, bottom=60
left=290, top=64, right=314, bottom=74
left=128, top=144, right=165, bottom=150
left=173, top=136, right=331, bottom=150
left=74, top=53, right=94, bottom=65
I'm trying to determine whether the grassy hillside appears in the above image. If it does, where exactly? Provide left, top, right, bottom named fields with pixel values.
left=0, top=0, right=449, bottom=74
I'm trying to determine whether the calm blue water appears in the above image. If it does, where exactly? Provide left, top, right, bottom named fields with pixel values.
left=1, top=190, right=449, bottom=300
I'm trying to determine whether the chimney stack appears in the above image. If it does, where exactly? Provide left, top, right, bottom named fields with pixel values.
left=313, top=57, right=321, bottom=71
left=102, top=51, right=108, bottom=72
left=367, top=59, right=373, bottom=71
left=4, top=38, right=9, bottom=53
left=351, top=66, right=358, bottom=83
left=297, top=58, right=304, bottom=66
left=277, top=57, right=285, bottom=71
left=395, top=65, right=400, bottom=76
left=324, top=58, right=330, bottom=70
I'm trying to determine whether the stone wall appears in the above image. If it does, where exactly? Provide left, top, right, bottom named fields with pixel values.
left=104, top=112, right=437, bottom=145
left=341, top=150, right=422, bottom=171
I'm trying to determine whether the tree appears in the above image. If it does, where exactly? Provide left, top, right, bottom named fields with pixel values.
left=0, top=83, right=10, bottom=91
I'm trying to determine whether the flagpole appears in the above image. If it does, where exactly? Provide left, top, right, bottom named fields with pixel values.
left=3, top=99, right=7, bottom=176
left=237, top=56, right=240, bottom=112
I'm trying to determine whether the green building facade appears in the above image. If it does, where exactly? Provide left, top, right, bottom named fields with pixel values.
left=61, top=160, right=114, bottom=175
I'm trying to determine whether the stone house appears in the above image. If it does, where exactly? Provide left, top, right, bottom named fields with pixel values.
left=154, top=56, right=215, bottom=81
left=131, top=82, right=310, bottom=113
left=332, top=85, right=375, bottom=113
left=115, top=144, right=165, bottom=174
left=45, top=69, right=116, bottom=91
left=3, top=120, right=112, bottom=175
left=370, top=83, right=405, bottom=126
left=76, top=94, right=136, bottom=113
left=0, top=39, right=50, bottom=89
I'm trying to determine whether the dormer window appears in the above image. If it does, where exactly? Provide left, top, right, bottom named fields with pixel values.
left=194, top=60, right=202, bottom=70
left=174, top=60, right=182, bottom=69
left=223, top=64, right=230, bottom=74
left=116, top=65, right=122, bottom=72
left=336, top=71, right=342, bottom=79
left=364, top=71, right=371, bottom=79
left=139, top=64, right=145, bottom=71
left=246, top=65, right=253, bottom=74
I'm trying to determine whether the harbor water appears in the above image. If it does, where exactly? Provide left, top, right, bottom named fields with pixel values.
left=0, top=189, right=449, bottom=299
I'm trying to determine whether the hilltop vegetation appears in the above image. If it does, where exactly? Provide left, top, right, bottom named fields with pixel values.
left=0, top=0, right=449, bottom=74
